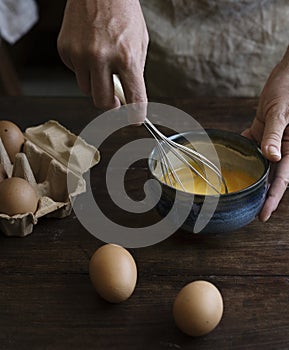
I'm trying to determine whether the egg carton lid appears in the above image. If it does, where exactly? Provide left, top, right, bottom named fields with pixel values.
left=24, top=120, right=100, bottom=176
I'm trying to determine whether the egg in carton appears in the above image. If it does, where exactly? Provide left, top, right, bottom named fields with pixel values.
left=0, top=120, right=100, bottom=237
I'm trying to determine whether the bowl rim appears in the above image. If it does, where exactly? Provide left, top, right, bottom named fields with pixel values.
left=147, top=128, right=270, bottom=198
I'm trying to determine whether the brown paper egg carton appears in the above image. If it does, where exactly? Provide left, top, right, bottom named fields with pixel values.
left=0, top=120, right=100, bottom=237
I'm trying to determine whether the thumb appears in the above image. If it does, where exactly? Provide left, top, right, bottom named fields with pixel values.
left=261, top=107, right=287, bottom=162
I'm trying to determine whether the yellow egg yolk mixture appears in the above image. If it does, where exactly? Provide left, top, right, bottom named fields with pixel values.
left=162, top=166, right=256, bottom=195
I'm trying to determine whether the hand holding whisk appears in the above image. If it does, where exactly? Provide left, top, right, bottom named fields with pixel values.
left=113, top=75, right=228, bottom=194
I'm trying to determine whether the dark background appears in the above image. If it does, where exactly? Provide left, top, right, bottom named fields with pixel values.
left=1, top=0, right=80, bottom=97
left=10, top=0, right=66, bottom=74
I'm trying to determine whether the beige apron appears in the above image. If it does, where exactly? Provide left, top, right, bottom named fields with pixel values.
left=141, top=0, right=289, bottom=97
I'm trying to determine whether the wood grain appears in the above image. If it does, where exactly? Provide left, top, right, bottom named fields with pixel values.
left=0, top=97, right=288, bottom=350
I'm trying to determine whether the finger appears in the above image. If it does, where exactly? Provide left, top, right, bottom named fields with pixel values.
left=241, top=128, right=253, bottom=140
left=58, top=50, right=92, bottom=96
left=261, top=106, right=288, bottom=162
left=259, top=154, right=289, bottom=222
left=119, top=70, right=147, bottom=125
left=58, top=50, right=75, bottom=72
left=259, top=179, right=286, bottom=222
left=57, top=37, right=74, bottom=72
left=75, top=67, right=91, bottom=96
left=90, top=66, right=120, bottom=110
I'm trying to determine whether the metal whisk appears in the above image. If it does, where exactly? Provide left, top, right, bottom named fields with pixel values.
left=113, top=75, right=228, bottom=194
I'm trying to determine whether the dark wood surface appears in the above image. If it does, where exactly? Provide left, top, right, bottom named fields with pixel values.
left=0, top=96, right=289, bottom=350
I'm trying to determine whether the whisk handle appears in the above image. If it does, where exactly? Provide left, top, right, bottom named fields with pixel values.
left=113, top=75, right=127, bottom=105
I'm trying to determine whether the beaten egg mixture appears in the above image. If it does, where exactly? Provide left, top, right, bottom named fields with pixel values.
left=162, top=166, right=256, bottom=195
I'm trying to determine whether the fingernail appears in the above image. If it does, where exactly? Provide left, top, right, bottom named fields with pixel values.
left=262, top=213, right=271, bottom=222
left=268, top=145, right=281, bottom=159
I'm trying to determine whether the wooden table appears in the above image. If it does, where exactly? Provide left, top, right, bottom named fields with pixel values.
left=0, top=96, right=288, bottom=350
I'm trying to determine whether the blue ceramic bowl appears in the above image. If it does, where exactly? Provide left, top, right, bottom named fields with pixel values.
left=148, top=129, right=269, bottom=234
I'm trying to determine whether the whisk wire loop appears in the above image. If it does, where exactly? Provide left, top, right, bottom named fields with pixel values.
left=144, top=118, right=228, bottom=194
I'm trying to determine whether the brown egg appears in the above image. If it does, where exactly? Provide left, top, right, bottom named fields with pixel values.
left=0, top=164, right=7, bottom=182
left=89, top=244, right=137, bottom=303
left=0, top=177, right=38, bottom=216
left=0, top=120, right=25, bottom=163
left=173, top=280, right=223, bottom=337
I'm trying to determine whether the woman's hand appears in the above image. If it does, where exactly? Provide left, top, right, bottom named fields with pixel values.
left=242, top=46, right=289, bottom=222
left=57, top=0, right=149, bottom=111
